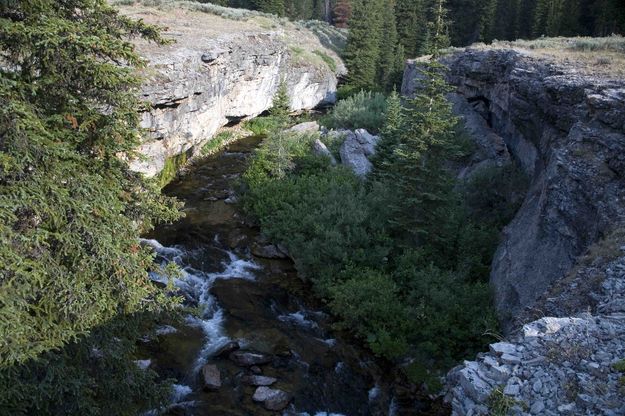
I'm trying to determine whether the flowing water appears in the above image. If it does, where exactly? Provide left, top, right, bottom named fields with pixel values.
left=141, top=135, right=438, bottom=415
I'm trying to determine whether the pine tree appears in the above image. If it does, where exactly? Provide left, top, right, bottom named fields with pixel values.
left=0, top=0, right=180, bottom=366
left=395, top=0, right=427, bottom=59
left=270, top=78, right=291, bottom=125
left=253, top=0, right=286, bottom=15
left=372, top=89, right=403, bottom=181
left=386, top=61, right=461, bottom=242
left=376, top=0, right=402, bottom=90
left=343, top=0, right=384, bottom=90
left=428, top=0, right=451, bottom=56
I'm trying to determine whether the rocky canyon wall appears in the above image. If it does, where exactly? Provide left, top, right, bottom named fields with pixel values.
left=123, top=5, right=344, bottom=177
left=402, top=49, right=625, bottom=325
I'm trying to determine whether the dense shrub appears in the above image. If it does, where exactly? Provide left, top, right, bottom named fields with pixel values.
left=242, top=125, right=503, bottom=379
left=321, top=90, right=387, bottom=133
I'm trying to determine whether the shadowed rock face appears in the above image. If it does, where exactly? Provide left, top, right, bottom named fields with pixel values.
left=402, top=49, right=625, bottom=326
left=127, top=10, right=343, bottom=177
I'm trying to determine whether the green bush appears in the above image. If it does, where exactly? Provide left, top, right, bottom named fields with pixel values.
left=322, top=90, right=387, bottom=133
left=330, top=268, right=411, bottom=358
left=243, top=115, right=285, bottom=136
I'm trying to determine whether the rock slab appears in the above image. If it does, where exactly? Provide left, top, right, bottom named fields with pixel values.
left=252, top=386, right=291, bottom=411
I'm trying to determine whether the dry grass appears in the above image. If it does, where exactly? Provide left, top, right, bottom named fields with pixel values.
left=453, top=35, right=625, bottom=78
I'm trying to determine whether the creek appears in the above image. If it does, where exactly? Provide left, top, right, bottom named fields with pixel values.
left=140, top=135, right=434, bottom=415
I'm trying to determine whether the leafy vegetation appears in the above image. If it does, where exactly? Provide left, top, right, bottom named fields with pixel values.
left=321, top=90, right=387, bottom=133
left=240, top=57, right=528, bottom=384
left=0, top=0, right=181, bottom=412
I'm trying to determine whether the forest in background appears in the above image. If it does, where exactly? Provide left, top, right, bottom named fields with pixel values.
left=203, top=0, right=625, bottom=46
left=202, top=0, right=625, bottom=91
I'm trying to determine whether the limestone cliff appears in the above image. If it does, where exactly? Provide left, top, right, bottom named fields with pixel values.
left=120, top=4, right=345, bottom=176
left=403, top=48, right=625, bottom=324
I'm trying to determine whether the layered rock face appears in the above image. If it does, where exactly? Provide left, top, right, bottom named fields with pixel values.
left=403, top=49, right=625, bottom=322
left=122, top=6, right=343, bottom=177
left=446, top=253, right=625, bottom=415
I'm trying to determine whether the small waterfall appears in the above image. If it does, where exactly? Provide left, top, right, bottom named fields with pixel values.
left=141, top=238, right=261, bottom=375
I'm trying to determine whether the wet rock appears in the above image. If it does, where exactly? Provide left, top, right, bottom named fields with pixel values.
left=251, top=243, right=288, bottom=259
left=201, top=364, right=221, bottom=391
left=229, top=350, right=273, bottom=367
left=241, top=375, right=277, bottom=386
left=250, top=366, right=262, bottom=374
left=214, top=341, right=240, bottom=358
left=224, top=229, right=248, bottom=249
left=252, top=386, right=291, bottom=411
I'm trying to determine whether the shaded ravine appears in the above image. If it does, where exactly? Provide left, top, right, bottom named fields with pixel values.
left=140, top=135, right=429, bottom=415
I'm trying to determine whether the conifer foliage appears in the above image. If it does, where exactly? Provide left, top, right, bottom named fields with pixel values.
left=0, top=0, right=180, bottom=366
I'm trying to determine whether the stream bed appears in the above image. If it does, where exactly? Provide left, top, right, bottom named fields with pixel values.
left=141, top=135, right=437, bottom=415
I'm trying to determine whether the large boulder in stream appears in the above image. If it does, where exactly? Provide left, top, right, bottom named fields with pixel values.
left=252, top=386, right=291, bottom=411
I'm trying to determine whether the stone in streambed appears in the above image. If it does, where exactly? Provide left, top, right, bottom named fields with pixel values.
left=229, top=350, right=273, bottom=367
left=201, top=364, right=221, bottom=391
left=252, top=386, right=291, bottom=411
left=214, top=340, right=240, bottom=358
left=241, top=374, right=277, bottom=386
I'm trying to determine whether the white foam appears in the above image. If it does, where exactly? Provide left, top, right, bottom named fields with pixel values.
left=140, top=238, right=183, bottom=256
left=171, top=384, right=192, bottom=402
left=147, top=240, right=262, bottom=373
left=278, top=311, right=319, bottom=329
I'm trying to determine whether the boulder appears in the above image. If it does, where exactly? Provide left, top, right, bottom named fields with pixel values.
left=214, top=340, right=240, bottom=358
left=201, top=364, right=221, bottom=391
left=229, top=350, right=273, bottom=367
left=311, top=139, right=337, bottom=165
left=241, top=375, right=277, bottom=386
left=339, top=129, right=380, bottom=177
left=287, top=121, right=320, bottom=133
left=252, top=386, right=291, bottom=411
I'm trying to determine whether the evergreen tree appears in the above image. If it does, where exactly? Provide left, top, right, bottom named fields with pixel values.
left=270, top=78, right=291, bottom=124
left=343, top=0, right=384, bottom=90
left=253, top=0, right=286, bottom=15
left=428, top=0, right=451, bottom=55
left=0, top=0, right=180, bottom=368
left=372, top=89, right=403, bottom=181
left=395, top=0, right=427, bottom=58
left=376, top=0, right=402, bottom=90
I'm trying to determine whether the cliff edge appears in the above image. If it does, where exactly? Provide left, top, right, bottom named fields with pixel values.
left=118, top=2, right=345, bottom=176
